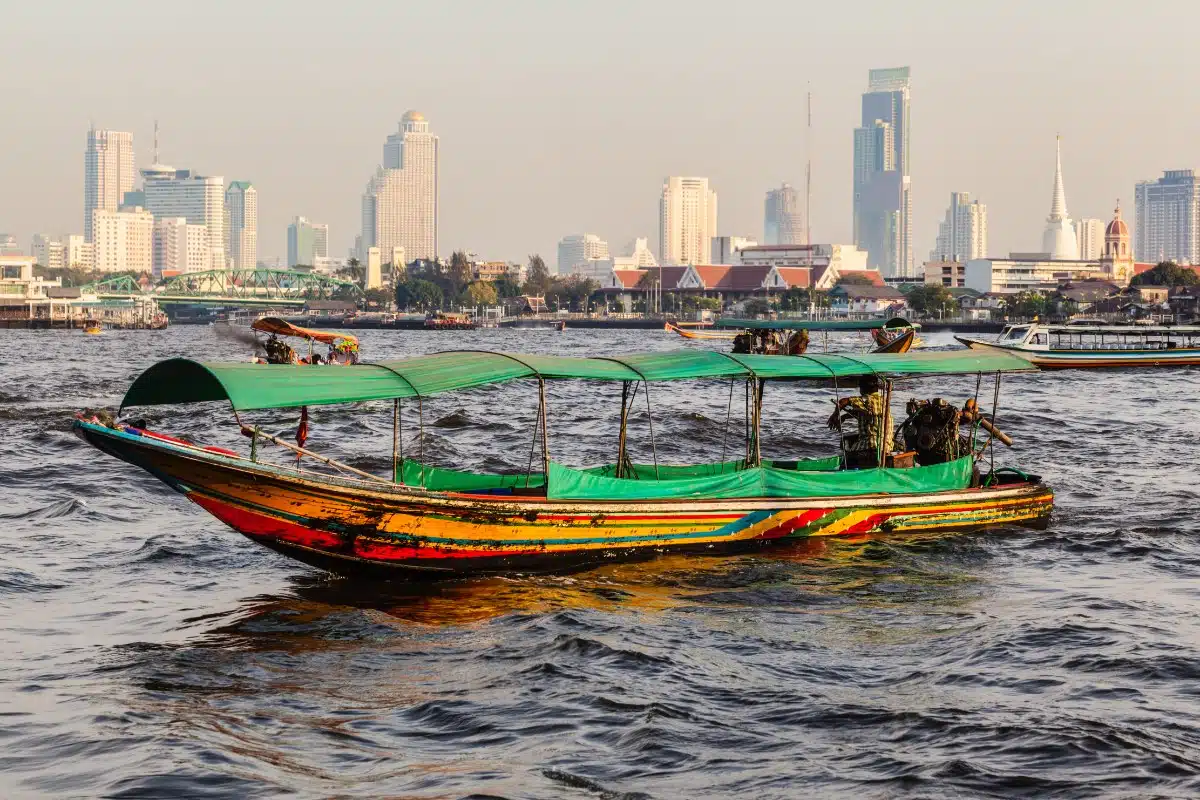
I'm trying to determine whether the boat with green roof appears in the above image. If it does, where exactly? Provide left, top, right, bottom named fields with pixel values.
left=74, top=348, right=1052, bottom=576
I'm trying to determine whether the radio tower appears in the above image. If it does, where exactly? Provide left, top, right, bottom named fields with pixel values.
left=805, top=85, right=812, bottom=265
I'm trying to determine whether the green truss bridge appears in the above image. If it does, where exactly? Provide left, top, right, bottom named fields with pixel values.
left=81, top=269, right=364, bottom=307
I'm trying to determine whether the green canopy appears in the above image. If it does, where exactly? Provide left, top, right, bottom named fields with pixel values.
left=715, top=316, right=919, bottom=331
left=119, top=348, right=1035, bottom=411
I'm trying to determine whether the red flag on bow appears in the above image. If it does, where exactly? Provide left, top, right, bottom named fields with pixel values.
left=296, top=406, right=309, bottom=449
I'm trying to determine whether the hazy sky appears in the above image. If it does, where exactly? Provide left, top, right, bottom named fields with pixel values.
left=3, top=0, right=1198, bottom=265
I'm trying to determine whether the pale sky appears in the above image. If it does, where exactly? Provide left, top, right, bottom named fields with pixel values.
left=2, top=0, right=1197, bottom=266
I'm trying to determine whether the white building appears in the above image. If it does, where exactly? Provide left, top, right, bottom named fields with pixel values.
left=64, top=235, right=93, bottom=270
left=557, top=233, right=610, bottom=274
left=711, top=236, right=758, bottom=264
left=659, top=176, right=717, bottom=265
left=1042, top=137, right=1079, bottom=260
left=91, top=207, right=154, bottom=273
left=571, top=237, right=659, bottom=281
left=153, top=217, right=211, bottom=275
left=287, top=217, right=329, bottom=266
left=310, top=256, right=345, bottom=275
left=224, top=181, right=257, bottom=269
left=764, top=183, right=804, bottom=245
left=390, top=245, right=406, bottom=269
left=361, top=110, right=439, bottom=262
left=964, top=254, right=1102, bottom=294
left=1074, top=218, right=1105, bottom=261
left=366, top=246, right=382, bottom=289
left=143, top=171, right=225, bottom=270
left=1135, top=169, right=1200, bottom=264
left=84, top=128, right=136, bottom=243
left=930, top=192, right=988, bottom=262
left=31, top=235, right=65, bottom=270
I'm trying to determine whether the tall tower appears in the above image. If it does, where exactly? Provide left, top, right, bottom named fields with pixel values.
left=84, top=128, right=136, bottom=241
left=1042, top=136, right=1079, bottom=260
left=225, top=181, right=257, bottom=269
left=931, top=192, right=988, bottom=262
left=361, top=110, right=439, bottom=262
left=852, top=67, right=912, bottom=277
left=764, top=184, right=803, bottom=245
left=659, top=177, right=717, bottom=265
left=1100, top=202, right=1134, bottom=284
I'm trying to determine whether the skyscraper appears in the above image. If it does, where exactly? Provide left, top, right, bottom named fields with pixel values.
left=1135, top=170, right=1200, bottom=264
left=557, top=234, right=610, bottom=274
left=931, top=192, right=988, bottom=262
left=84, top=128, right=136, bottom=242
left=361, top=111, right=439, bottom=262
left=288, top=216, right=329, bottom=267
left=224, top=181, right=257, bottom=269
left=852, top=67, right=912, bottom=277
left=1074, top=218, right=1105, bottom=261
left=764, top=183, right=803, bottom=245
left=143, top=171, right=225, bottom=270
left=1042, top=137, right=1078, bottom=260
left=659, top=177, right=717, bottom=265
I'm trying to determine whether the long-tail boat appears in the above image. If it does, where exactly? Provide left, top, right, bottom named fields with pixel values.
left=664, top=321, right=738, bottom=340
left=74, top=349, right=1051, bottom=577
left=956, top=321, right=1200, bottom=368
left=717, top=317, right=922, bottom=355
left=251, top=316, right=360, bottom=365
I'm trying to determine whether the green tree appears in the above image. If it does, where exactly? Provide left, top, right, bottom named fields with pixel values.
left=447, top=250, right=473, bottom=292
left=364, top=288, right=393, bottom=310
left=395, top=278, right=443, bottom=311
left=492, top=276, right=522, bottom=298
left=905, top=284, right=957, bottom=317
left=556, top=276, right=598, bottom=311
left=1007, top=291, right=1048, bottom=319
left=522, top=254, right=553, bottom=297
left=836, top=271, right=877, bottom=285
left=1131, top=261, right=1200, bottom=287
left=743, top=298, right=772, bottom=316
left=462, top=280, right=498, bottom=306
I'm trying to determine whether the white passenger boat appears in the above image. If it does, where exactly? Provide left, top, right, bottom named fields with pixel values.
left=956, top=321, right=1200, bottom=368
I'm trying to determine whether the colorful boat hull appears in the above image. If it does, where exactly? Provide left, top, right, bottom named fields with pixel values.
left=956, top=336, right=1200, bottom=368
left=76, top=420, right=1053, bottom=576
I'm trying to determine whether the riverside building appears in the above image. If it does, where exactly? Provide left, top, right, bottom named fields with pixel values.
left=659, top=177, right=717, bottom=265
left=224, top=181, right=257, bottom=269
left=361, top=111, right=439, bottom=262
left=1135, top=170, right=1200, bottom=264
left=84, top=128, right=136, bottom=243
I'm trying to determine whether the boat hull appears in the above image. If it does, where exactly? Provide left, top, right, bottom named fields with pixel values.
left=75, top=421, right=1054, bottom=576
left=955, top=336, right=1200, bottom=368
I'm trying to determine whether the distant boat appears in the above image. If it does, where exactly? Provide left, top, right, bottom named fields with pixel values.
left=82, top=320, right=102, bottom=335
left=956, top=322, right=1200, bottom=368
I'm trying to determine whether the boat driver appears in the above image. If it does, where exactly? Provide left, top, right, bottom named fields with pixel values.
left=827, top=375, right=895, bottom=469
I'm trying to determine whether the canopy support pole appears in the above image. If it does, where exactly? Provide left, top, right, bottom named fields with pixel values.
left=744, top=379, right=751, bottom=464
left=643, top=380, right=659, bottom=480
left=989, top=371, right=1002, bottom=475
left=418, top=395, right=424, bottom=488
left=720, top=377, right=735, bottom=465
left=392, top=398, right=400, bottom=483
left=968, top=372, right=983, bottom=453
left=751, top=378, right=764, bottom=467
left=539, top=378, right=551, bottom=481
left=877, top=379, right=892, bottom=469
left=616, top=381, right=630, bottom=479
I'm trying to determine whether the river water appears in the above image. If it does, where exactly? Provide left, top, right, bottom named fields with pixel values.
left=1, top=326, right=1199, bottom=798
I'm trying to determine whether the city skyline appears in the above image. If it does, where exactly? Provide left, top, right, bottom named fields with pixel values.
left=2, top=3, right=1194, bottom=267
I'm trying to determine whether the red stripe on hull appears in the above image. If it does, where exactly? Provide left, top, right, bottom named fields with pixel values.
left=191, top=493, right=344, bottom=549
left=759, top=508, right=833, bottom=539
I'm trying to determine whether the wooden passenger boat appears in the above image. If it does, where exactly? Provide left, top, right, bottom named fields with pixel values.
left=251, top=316, right=360, bottom=365
left=664, top=321, right=738, bottom=340
left=956, top=322, right=1200, bottom=368
left=82, top=319, right=103, bottom=335
left=717, top=317, right=922, bottom=355
left=74, top=349, right=1052, bottom=577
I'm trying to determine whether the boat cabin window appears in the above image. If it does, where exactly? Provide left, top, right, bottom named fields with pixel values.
left=1002, top=326, right=1030, bottom=342
left=1032, top=333, right=1048, bottom=346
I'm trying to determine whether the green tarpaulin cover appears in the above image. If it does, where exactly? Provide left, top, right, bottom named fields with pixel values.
left=120, top=349, right=1034, bottom=411
left=546, top=457, right=973, bottom=501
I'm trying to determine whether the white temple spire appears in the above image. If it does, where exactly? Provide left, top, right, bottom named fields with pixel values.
left=1048, top=134, right=1068, bottom=222
left=1042, top=135, right=1078, bottom=259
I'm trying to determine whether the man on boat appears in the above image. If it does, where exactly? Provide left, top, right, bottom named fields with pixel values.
left=828, top=375, right=894, bottom=468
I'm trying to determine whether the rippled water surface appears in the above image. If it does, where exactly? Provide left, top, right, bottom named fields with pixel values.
left=2, top=325, right=1200, bottom=798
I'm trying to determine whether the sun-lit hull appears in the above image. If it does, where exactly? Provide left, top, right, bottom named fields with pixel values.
left=76, top=421, right=1054, bottom=576
left=955, top=336, right=1200, bottom=368
left=664, top=322, right=737, bottom=340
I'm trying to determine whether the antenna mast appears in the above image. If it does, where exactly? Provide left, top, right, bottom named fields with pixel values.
left=805, top=85, right=812, bottom=266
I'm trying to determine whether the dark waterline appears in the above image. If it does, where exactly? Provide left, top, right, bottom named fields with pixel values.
left=2, top=326, right=1199, bottom=798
